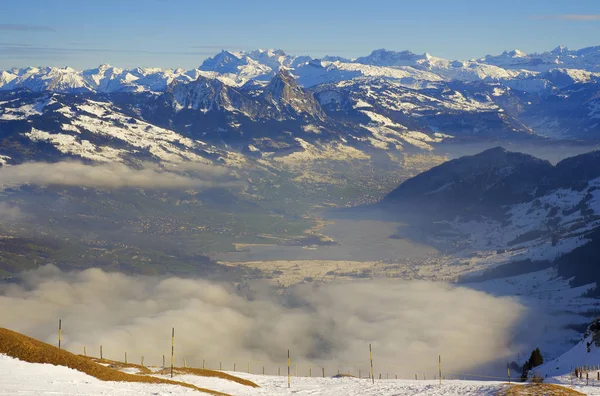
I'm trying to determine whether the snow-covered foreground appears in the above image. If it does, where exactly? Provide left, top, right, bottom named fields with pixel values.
left=0, top=354, right=198, bottom=395
left=2, top=354, right=600, bottom=396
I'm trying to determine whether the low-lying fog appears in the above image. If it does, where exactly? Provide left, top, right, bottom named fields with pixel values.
left=217, top=219, right=436, bottom=262
left=1, top=265, right=531, bottom=377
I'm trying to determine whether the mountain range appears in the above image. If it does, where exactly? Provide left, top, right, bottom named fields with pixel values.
left=0, top=45, right=600, bottom=168
left=380, top=147, right=600, bottom=292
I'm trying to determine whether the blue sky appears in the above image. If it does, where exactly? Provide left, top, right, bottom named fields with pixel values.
left=1, top=0, right=600, bottom=69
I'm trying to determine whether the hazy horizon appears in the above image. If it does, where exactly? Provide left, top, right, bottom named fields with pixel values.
left=1, top=0, right=600, bottom=69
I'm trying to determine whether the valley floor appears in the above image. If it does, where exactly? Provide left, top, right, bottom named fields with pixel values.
left=1, top=354, right=598, bottom=396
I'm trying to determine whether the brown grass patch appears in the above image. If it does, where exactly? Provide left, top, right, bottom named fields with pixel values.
left=499, top=383, right=585, bottom=396
left=155, top=367, right=259, bottom=388
left=83, top=356, right=153, bottom=375
left=87, top=357, right=258, bottom=388
left=0, top=327, right=228, bottom=395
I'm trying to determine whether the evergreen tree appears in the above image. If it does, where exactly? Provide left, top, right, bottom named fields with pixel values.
left=530, top=348, right=543, bottom=367
left=520, top=348, right=544, bottom=382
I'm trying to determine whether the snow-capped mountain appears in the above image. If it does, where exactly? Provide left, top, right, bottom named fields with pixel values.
left=0, top=44, right=599, bottom=165
left=0, top=65, right=205, bottom=93
left=2, top=45, right=600, bottom=95
left=313, top=78, right=532, bottom=141
left=479, top=45, right=600, bottom=72
left=353, top=49, right=529, bottom=82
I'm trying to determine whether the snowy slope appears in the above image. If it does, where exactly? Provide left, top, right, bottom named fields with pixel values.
left=535, top=334, right=600, bottom=379
left=0, top=354, right=198, bottom=395
left=0, top=94, right=231, bottom=165
left=436, top=176, right=600, bottom=271
left=3, top=353, right=600, bottom=395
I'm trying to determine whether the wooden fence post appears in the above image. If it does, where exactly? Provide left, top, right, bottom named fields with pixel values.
left=369, top=344, right=374, bottom=384
left=170, top=328, right=174, bottom=378
left=287, top=350, right=291, bottom=388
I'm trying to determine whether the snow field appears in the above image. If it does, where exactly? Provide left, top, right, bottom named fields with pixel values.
left=4, top=353, right=600, bottom=395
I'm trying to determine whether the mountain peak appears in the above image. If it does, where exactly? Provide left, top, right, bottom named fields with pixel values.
left=275, top=67, right=296, bottom=83
left=97, top=64, right=113, bottom=71
left=503, top=49, right=527, bottom=58
left=354, top=49, right=426, bottom=67
left=250, top=48, right=287, bottom=57
left=263, top=68, right=299, bottom=96
left=199, top=50, right=246, bottom=73
left=479, top=146, right=507, bottom=155
left=262, top=67, right=324, bottom=119
left=552, top=45, right=569, bottom=54
left=383, top=148, right=555, bottom=216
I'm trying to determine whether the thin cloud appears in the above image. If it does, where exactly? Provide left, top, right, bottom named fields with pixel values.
left=189, top=45, right=343, bottom=54
left=0, top=44, right=217, bottom=56
left=532, top=14, right=600, bottom=21
left=0, top=161, right=235, bottom=190
left=0, top=24, right=55, bottom=32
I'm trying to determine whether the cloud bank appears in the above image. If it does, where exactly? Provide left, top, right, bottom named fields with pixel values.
left=0, top=266, right=526, bottom=376
left=0, top=161, right=235, bottom=190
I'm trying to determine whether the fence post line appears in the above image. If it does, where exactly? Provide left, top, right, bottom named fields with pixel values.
left=287, top=349, right=291, bottom=388
left=263, top=366, right=265, bottom=375
left=184, top=358, right=187, bottom=368
left=438, top=355, right=442, bottom=385
left=170, top=328, right=174, bottom=378
left=507, top=362, right=511, bottom=383
left=141, top=356, right=144, bottom=367
left=83, top=346, right=86, bottom=357
left=58, top=319, right=62, bottom=349
left=203, top=359, right=205, bottom=369
left=278, top=367, right=280, bottom=376
left=309, top=367, right=312, bottom=377
left=248, top=362, right=250, bottom=374
left=100, top=345, right=103, bottom=360
left=322, top=367, right=325, bottom=378
left=125, top=352, right=127, bottom=364
left=163, top=355, right=165, bottom=368
left=369, top=344, right=375, bottom=384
